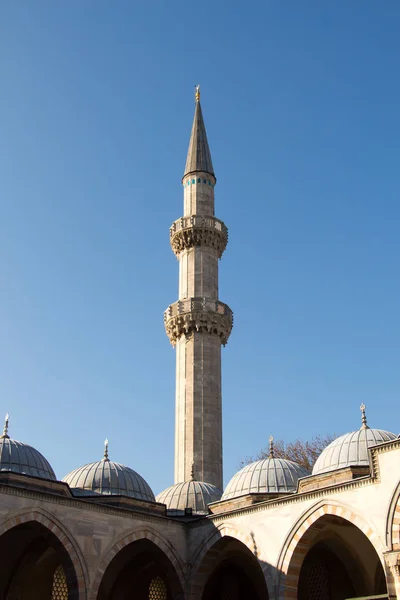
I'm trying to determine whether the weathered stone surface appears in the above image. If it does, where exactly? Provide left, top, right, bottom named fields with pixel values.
left=174, top=333, right=223, bottom=488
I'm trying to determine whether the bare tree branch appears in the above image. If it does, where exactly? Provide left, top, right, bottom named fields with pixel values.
left=239, top=434, right=336, bottom=472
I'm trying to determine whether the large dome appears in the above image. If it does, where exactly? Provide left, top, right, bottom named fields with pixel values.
left=156, top=480, right=222, bottom=514
left=62, top=440, right=155, bottom=502
left=0, top=415, right=56, bottom=481
left=222, top=438, right=309, bottom=500
left=313, top=405, right=397, bottom=476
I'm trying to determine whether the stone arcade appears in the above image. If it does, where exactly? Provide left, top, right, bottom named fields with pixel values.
left=1, top=88, right=400, bottom=600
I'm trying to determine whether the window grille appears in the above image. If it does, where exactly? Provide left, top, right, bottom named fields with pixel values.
left=149, top=575, right=167, bottom=600
left=308, top=558, right=331, bottom=600
left=52, top=565, right=68, bottom=600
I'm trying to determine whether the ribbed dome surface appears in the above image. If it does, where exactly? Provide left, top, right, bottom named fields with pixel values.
left=222, top=457, right=309, bottom=500
left=0, top=437, right=56, bottom=480
left=63, top=459, right=155, bottom=502
left=156, top=480, right=222, bottom=514
left=313, top=428, right=396, bottom=475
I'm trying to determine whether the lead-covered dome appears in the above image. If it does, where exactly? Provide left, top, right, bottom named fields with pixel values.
left=222, top=437, right=309, bottom=500
left=156, top=479, right=222, bottom=514
left=62, top=440, right=155, bottom=502
left=0, top=414, right=56, bottom=481
left=313, top=404, right=397, bottom=476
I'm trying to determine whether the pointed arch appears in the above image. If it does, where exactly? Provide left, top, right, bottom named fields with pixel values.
left=188, top=523, right=271, bottom=599
left=276, top=500, right=387, bottom=599
left=386, top=479, right=400, bottom=549
left=0, top=507, right=88, bottom=599
left=191, top=522, right=258, bottom=567
left=89, top=525, right=185, bottom=600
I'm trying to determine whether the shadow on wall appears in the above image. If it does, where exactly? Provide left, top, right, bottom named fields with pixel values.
left=186, top=527, right=274, bottom=600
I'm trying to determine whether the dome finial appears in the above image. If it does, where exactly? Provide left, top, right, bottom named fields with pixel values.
left=195, top=84, right=200, bottom=102
left=1, top=413, right=9, bottom=439
left=190, top=462, right=195, bottom=480
left=104, top=438, right=109, bottom=460
left=269, top=435, right=275, bottom=458
left=360, top=403, right=368, bottom=429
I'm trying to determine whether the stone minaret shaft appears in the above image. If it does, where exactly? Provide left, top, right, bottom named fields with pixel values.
left=165, top=88, right=232, bottom=490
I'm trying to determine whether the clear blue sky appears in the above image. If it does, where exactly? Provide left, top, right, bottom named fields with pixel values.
left=1, top=1, right=399, bottom=493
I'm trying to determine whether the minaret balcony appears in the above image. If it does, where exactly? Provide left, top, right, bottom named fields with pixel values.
left=170, top=216, right=228, bottom=258
left=164, top=297, right=233, bottom=346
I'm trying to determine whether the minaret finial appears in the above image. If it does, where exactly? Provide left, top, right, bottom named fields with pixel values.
left=195, top=84, right=200, bottom=103
left=360, top=403, right=368, bottom=429
left=269, top=435, right=275, bottom=458
left=190, top=462, right=195, bottom=480
left=1, top=413, right=9, bottom=439
left=104, top=438, right=109, bottom=460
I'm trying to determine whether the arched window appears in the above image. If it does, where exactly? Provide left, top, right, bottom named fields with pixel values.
left=149, top=575, right=167, bottom=600
left=52, top=565, right=68, bottom=600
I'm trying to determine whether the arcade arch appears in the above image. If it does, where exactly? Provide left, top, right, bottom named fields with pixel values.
left=190, top=535, right=269, bottom=600
left=0, top=519, right=81, bottom=599
left=96, top=538, right=184, bottom=600
left=282, top=512, right=387, bottom=599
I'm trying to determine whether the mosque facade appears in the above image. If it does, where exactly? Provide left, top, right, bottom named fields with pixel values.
left=1, top=89, right=400, bottom=600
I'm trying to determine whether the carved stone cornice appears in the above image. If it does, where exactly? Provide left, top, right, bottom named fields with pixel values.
left=170, top=216, right=228, bottom=258
left=164, top=298, right=233, bottom=346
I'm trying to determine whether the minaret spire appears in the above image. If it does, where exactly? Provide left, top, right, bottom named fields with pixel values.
left=164, top=89, right=232, bottom=489
left=183, top=86, right=214, bottom=180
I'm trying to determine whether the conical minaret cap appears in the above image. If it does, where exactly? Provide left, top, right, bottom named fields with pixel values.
left=183, top=86, right=214, bottom=179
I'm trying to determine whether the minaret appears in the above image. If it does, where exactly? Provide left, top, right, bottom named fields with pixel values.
left=164, top=87, right=233, bottom=490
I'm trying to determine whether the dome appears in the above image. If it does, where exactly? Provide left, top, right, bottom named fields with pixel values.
left=222, top=438, right=309, bottom=500
left=62, top=440, right=155, bottom=502
left=156, top=480, right=222, bottom=514
left=313, top=404, right=397, bottom=476
left=0, top=415, right=56, bottom=481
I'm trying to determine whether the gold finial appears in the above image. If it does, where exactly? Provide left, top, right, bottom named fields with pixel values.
left=1, top=413, right=9, bottom=439
left=195, top=84, right=200, bottom=102
left=269, top=435, right=275, bottom=458
left=360, top=403, right=368, bottom=429
left=190, top=462, right=195, bottom=480
left=104, top=438, right=109, bottom=460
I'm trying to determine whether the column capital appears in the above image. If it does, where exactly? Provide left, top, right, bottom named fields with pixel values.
left=385, top=550, right=400, bottom=572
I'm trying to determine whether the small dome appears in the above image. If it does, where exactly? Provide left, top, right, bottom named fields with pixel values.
left=62, top=439, right=155, bottom=502
left=313, top=404, right=397, bottom=476
left=222, top=437, right=309, bottom=500
left=0, top=415, right=56, bottom=481
left=222, top=459, right=309, bottom=500
left=156, top=480, right=222, bottom=514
